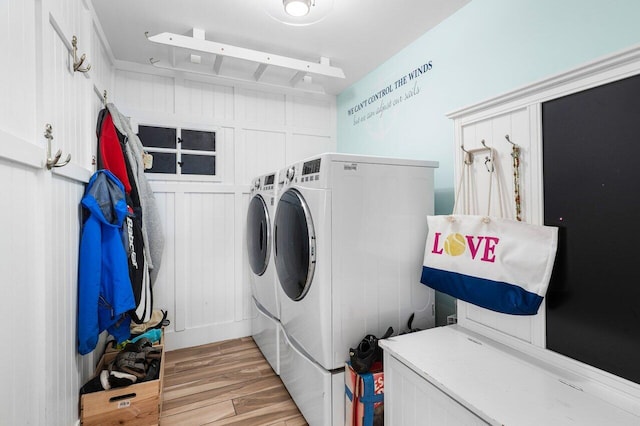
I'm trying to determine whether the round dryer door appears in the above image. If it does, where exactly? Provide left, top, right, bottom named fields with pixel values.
left=246, top=194, right=271, bottom=276
left=274, top=188, right=316, bottom=301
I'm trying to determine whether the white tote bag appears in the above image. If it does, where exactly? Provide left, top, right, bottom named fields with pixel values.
left=420, top=147, right=558, bottom=315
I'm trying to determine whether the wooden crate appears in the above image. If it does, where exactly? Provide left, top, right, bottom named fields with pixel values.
left=80, top=344, right=165, bottom=426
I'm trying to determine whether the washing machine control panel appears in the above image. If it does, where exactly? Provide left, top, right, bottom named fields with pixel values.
left=263, top=173, right=275, bottom=190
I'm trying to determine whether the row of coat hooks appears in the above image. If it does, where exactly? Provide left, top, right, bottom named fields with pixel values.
left=43, top=30, right=110, bottom=169
left=44, top=89, right=108, bottom=170
left=41, top=33, right=90, bottom=169
left=460, top=134, right=522, bottom=221
left=460, top=134, right=519, bottom=170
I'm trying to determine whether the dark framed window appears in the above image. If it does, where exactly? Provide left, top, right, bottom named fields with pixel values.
left=137, top=125, right=217, bottom=179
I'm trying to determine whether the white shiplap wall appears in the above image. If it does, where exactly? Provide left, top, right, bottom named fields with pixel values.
left=0, top=0, right=114, bottom=424
left=0, top=159, right=45, bottom=425
left=112, top=64, right=336, bottom=350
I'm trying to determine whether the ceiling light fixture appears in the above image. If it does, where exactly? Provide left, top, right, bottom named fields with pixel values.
left=265, top=0, right=332, bottom=27
left=283, top=0, right=312, bottom=17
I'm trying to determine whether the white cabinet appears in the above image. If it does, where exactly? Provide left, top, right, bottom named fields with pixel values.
left=380, top=327, right=640, bottom=426
left=384, top=352, right=487, bottom=425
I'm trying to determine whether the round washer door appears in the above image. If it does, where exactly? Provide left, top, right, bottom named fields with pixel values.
left=246, top=194, right=271, bottom=276
left=274, top=188, right=316, bottom=301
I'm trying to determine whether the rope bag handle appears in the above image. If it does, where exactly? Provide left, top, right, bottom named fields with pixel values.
left=452, top=142, right=506, bottom=221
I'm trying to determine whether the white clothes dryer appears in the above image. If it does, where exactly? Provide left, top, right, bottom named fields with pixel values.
left=246, top=172, right=279, bottom=319
left=247, top=172, right=281, bottom=374
left=274, top=153, right=439, bottom=372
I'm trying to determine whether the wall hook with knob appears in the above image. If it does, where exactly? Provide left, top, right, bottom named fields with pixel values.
left=44, top=124, right=71, bottom=169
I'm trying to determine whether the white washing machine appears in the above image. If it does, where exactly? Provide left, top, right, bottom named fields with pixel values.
left=246, top=172, right=280, bottom=373
left=273, top=153, right=438, bottom=424
left=251, top=296, right=280, bottom=375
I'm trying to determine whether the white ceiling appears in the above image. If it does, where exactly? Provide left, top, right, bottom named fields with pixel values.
left=91, top=0, right=470, bottom=95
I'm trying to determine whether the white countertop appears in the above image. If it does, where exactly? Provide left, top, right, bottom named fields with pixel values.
left=379, top=325, right=640, bottom=426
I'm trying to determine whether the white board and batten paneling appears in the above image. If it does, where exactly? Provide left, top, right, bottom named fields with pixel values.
left=113, top=64, right=336, bottom=351
left=452, top=105, right=546, bottom=346
left=447, top=44, right=640, bottom=360
left=378, top=44, right=640, bottom=426
left=1, top=0, right=113, bottom=425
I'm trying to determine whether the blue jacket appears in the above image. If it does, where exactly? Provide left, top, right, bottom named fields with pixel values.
left=78, top=170, right=135, bottom=355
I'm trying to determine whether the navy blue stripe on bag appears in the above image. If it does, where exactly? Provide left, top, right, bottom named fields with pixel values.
left=421, top=266, right=543, bottom=315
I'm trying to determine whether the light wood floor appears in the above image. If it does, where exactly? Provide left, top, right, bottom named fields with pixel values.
left=160, top=337, right=308, bottom=426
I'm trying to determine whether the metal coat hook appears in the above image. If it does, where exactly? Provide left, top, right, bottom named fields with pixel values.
left=505, top=134, right=515, bottom=145
left=102, top=90, right=108, bottom=106
left=72, top=36, right=91, bottom=73
left=478, top=140, right=494, bottom=172
left=462, top=139, right=496, bottom=169
left=484, top=156, right=494, bottom=172
left=471, top=140, right=493, bottom=172
left=460, top=144, right=473, bottom=165
left=44, top=124, right=71, bottom=169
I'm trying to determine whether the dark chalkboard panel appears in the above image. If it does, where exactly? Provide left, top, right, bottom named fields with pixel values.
left=543, top=73, right=640, bottom=385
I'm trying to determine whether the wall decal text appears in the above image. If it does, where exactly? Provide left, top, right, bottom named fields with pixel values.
left=347, top=61, right=433, bottom=126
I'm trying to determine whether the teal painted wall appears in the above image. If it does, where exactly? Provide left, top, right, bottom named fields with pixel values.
left=336, top=0, right=640, bottom=324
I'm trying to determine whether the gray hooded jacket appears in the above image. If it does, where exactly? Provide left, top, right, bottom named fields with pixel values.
left=107, top=103, right=165, bottom=285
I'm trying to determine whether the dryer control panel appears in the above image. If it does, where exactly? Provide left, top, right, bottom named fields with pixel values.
left=299, top=158, right=322, bottom=183
left=279, top=157, right=324, bottom=189
left=303, top=158, right=321, bottom=175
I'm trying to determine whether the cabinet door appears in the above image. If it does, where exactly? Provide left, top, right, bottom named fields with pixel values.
left=457, top=109, right=529, bottom=221
left=384, top=354, right=489, bottom=425
left=455, top=107, right=546, bottom=347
